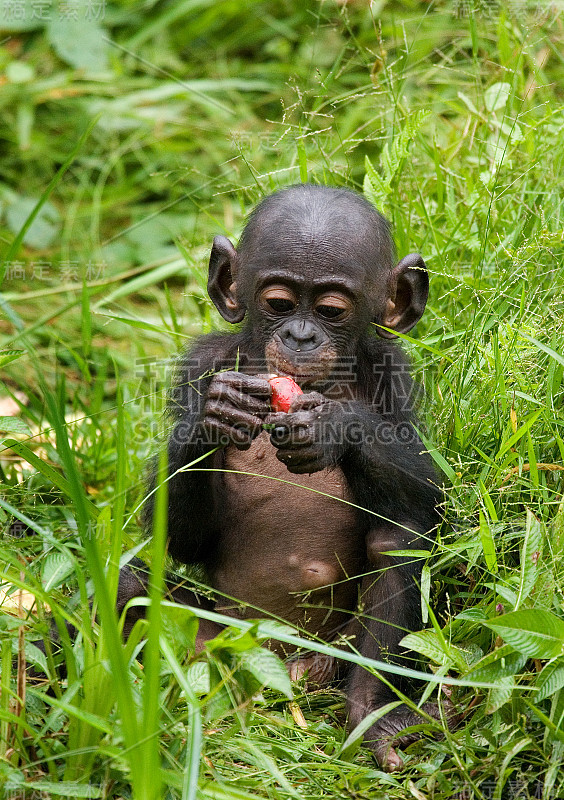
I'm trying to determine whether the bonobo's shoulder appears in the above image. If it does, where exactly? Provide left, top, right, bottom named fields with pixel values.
left=176, top=331, right=245, bottom=375
left=359, top=335, right=411, bottom=372
left=357, top=335, right=415, bottom=416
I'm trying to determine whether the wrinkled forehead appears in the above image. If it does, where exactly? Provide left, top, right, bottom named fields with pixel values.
left=238, top=189, right=395, bottom=283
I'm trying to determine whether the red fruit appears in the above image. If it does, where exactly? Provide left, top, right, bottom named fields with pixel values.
left=268, top=376, right=303, bottom=413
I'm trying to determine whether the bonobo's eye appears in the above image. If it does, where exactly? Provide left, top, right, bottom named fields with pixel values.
left=314, top=293, right=353, bottom=322
left=268, top=298, right=294, bottom=313
left=260, top=285, right=297, bottom=315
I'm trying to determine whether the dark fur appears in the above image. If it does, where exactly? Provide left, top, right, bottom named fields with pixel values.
left=137, top=185, right=445, bottom=770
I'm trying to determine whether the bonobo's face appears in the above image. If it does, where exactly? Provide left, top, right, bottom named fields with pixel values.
left=244, top=253, right=375, bottom=385
left=207, top=185, right=428, bottom=387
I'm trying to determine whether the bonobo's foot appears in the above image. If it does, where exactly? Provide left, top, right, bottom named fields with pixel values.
left=286, top=652, right=336, bottom=686
left=362, top=700, right=459, bottom=771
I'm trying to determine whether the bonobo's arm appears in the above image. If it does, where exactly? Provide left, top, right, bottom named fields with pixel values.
left=146, top=333, right=272, bottom=566
left=268, top=338, right=444, bottom=769
left=267, top=336, right=440, bottom=524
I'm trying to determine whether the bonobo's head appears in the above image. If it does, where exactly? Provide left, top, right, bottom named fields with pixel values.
left=208, top=184, right=428, bottom=385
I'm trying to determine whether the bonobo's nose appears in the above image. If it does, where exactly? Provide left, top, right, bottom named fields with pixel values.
left=280, top=319, right=320, bottom=352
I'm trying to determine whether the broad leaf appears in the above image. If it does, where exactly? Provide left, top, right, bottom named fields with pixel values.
left=486, top=677, right=514, bottom=713
left=6, top=196, right=60, bottom=249
left=0, top=416, right=31, bottom=437
left=465, top=644, right=527, bottom=682
left=535, top=660, right=564, bottom=702
left=484, top=610, right=564, bottom=659
left=401, top=629, right=469, bottom=671
left=42, top=552, right=75, bottom=592
left=238, top=646, right=293, bottom=699
left=47, top=15, right=109, bottom=72
left=485, top=82, right=511, bottom=112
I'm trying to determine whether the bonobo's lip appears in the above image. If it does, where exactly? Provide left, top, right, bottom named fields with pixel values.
left=265, top=338, right=337, bottom=389
left=268, top=366, right=313, bottom=388
left=264, top=358, right=329, bottom=389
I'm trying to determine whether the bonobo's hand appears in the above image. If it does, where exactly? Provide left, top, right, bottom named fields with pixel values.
left=266, top=392, right=348, bottom=474
left=203, top=371, right=271, bottom=449
left=363, top=700, right=459, bottom=772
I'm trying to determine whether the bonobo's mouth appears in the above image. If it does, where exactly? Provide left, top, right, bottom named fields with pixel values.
left=265, top=339, right=337, bottom=387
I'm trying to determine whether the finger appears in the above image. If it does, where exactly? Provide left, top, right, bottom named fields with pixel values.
left=206, top=392, right=268, bottom=420
left=201, top=420, right=230, bottom=446
left=284, top=410, right=320, bottom=426
left=276, top=447, right=317, bottom=463
left=270, top=425, right=312, bottom=449
left=286, top=462, right=322, bottom=474
left=205, top=402, right=263, bottom=433
left=207, top=381, right=270, bottom=410
left=265, top=409, right=320, bottom=426
left=264, top=411, right=287, bottom=425
left=269, top=410, right=316, bottom=432
left=205, top=419, right=255, bottom=448
left=211, top=372, right=272, bottom=398
left=287, top=392, right=325, bottom=412
left=275, top=450, right=321, bottom=473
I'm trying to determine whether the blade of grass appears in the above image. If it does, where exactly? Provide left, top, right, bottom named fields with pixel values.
left=138, top=446, right=168, bottom=800
left=33, top=357, right=143, bottom=789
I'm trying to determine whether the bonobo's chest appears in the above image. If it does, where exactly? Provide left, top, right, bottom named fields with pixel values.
left=210, top=433, right=363, bottom=634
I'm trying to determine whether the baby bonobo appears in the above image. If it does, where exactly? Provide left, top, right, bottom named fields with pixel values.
left=130, top=184, right=445, bottom=770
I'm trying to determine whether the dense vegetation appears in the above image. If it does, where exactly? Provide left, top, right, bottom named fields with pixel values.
left=0, top=1, right=563, bottom=798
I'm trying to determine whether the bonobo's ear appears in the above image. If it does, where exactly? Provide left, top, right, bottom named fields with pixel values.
left=207, top=235, right=245, bottom=324
left=377, top=253, right=429, bottom=339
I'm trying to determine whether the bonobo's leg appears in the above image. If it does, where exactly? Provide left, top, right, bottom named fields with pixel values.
left=345, top=525, right=450, bottom=771
left=117, top=559, right=222, bottom=650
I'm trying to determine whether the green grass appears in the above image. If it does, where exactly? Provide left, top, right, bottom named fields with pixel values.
left=1, top=1, right=563, bottom=798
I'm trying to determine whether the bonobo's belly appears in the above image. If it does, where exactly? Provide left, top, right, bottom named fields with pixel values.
left=210, top=433, right=363, bottom=649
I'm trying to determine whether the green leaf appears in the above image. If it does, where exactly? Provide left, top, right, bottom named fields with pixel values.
left=0, top=416, right=31, bottom=437
left=515, top=510, right=542, bottom=610
left=484, top=610, right=564, bottom=659
left=94, top=259, right=186, bottom=308
left=485, top=82, right=511, bottom=112
left=465, top=645, right=527, bottom=681
left=184, top=661, right=211, bottom=696
left=416, top=427, right=458, bottom=481
left=400, top=629, right=468, bottom=670
left=6, top=197, right=60, bottom=249
left=160, top=603, right=199, bottom=652
left=479, top=509, right=498, bottom=573
left=238, top=646, right=293, bottom=699
left=0, top=439, right=98, bottom=519
left=337, top=701, right=401, bottom=757
left=13, top=781, right=102, bottom=798
left=6, top=61, right=34, bottom=83
left=535, top=660, right=564, bottom=702
left=486, top=676, right=514, bottom=713
left=25, top=641, right=48, bottom=673
left=95, top=312, right=182, bottom=337
left=497, top=409, right=543, bottom=458
left=519, top=331, right=564, bottom=367
left=1, top=118, right=96, bottom=283
left=205, top=663, right=234, bottom=722
left=41, top=552, right=75, bottom=591
left=47, top=15, right=109, bottom=71
left=421, top=563, right=431, bottom=625
left=363, top=156, right=390, bottom=210
left=0, top=350, right=24, bottom=368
